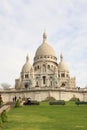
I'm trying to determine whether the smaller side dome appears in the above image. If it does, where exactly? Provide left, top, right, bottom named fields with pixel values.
left=58, top=54, right=69, bottom=72
left=30, top=66, right=34, bottom=72
left=22, top=55, right=32, bottom=73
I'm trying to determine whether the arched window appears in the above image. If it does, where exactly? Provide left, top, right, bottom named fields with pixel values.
left=35, top=81, right=39, bottom=87
left=48, top=65, right=50, bottom=68
left=61, top=73, right=65, bottom=77
left=34, top=67, right=36, bottom=71
left=25, top=74, right=28, bottom=78
left=61, top=83, right=66, bottom=87
left=43, top=64, right=46, bottom=72
left=50, top=81, right=52, bottom=86
left=43, top=76, right=46, bottom=84
left=37, top=65, right=39, bottom=69
left=36, top=81, right=38, bottom=86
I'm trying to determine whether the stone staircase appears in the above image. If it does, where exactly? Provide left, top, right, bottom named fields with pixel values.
left=0, top=102, right=15, bottom=113
left=0, top=105, right=10, bottom=113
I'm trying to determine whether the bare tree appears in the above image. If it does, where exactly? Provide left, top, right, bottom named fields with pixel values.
left=1, top=83, right=11, bottom=90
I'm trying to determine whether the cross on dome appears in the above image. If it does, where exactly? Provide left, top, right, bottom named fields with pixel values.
left=26, top=54, right=29, bottom=62
left=43, top=32, right=47, bottom=43
left=60, top=54, right=63, bottom=62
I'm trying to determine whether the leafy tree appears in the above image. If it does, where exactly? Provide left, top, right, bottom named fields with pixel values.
left=0, top=117, right=2, bottom=127
left=15, top=99, right=21, bottom=107
left=1, top=110, right=8, bottom=123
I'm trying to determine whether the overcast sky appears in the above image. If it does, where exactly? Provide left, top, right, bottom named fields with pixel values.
left=0, top=0, right=87, bottom=88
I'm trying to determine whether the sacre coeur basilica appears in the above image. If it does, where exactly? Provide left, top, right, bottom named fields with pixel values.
left=15, top=32, right=76, bottom=90
left=1, top=32, right=87, bottom=102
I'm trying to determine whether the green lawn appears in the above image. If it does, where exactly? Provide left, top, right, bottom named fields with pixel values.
left=1, top=102, right=87, bottom=130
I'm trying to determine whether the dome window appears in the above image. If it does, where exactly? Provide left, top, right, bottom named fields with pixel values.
left=48, top=65, right=50, bottom=68
left=43, top=64, right=46, bottom=72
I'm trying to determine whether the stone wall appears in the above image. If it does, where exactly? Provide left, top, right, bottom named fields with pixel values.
left=0, top=88, right=87, bottom=102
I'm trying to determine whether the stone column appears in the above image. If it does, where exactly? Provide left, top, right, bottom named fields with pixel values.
left=46, top=77, right=49, bottom=87
left=40, top=77, right=43, bottom=87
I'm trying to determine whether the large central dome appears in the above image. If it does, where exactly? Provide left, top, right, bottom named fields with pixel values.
left=35, top=32, right=56, bottom=57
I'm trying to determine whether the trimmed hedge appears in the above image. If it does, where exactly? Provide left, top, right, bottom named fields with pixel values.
left=75, top=101, right=87, bottom=105
left=49, top=100, right=65, bottom=105
left=30, top=101, right=40, bottom=105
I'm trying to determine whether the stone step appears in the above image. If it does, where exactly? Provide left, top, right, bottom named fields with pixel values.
left=0, top=105, right=11, bottom=113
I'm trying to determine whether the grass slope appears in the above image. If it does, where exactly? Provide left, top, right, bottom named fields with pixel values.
left=2, top=102, right=87, bottom=130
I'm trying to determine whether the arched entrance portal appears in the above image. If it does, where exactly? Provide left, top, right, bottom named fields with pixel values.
left=25, top=83, right=29, bottom=89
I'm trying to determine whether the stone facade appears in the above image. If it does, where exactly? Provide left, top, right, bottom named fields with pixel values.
left=11, top=32, right=87, bottom=102
left=0, top=32, right=87, bottom=103
left=15, top=32, right=76, bottom=90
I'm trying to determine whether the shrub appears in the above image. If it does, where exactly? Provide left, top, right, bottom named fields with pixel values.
left=15, top=99, right=21, bottom=107
left=49, top=100, right=65, bottom=105
left=0, top=117, right=2, bottom=127
left=69, top=97, right=80, bottom=102
left=44, top=96, right=56, bottom=102
left=1, top=110, right=8, bottom=123
left=75, top=101, right=87, bottom=105
left=30, top=100, right=40, bottom=105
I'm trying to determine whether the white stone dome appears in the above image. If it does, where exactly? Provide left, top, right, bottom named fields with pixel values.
left=58, top=54, right=69, bottom=72
left=35, top=32, right=56, bottom=57
left=22, top=55, right=32, bottom=73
